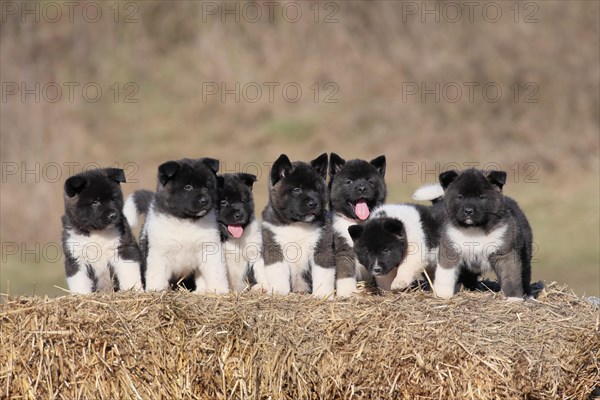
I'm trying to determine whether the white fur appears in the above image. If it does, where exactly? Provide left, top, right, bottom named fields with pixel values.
left=311, top=265, right=336, bottom=299
left=433, top=264, right=458, bottom=299
left=123, top=194, right=138, bottom=229
left=223, top=219, right=267, bottom=292
left=446, top=224, right=508, bottom=273
left=264, top=261, right=291, bottom=294
left=332, top=214, right=369, bottom=296
left=263, top=221, right=332, bottom=296
left=336, top=277, right=358, bottom=298
left=64, top=227, right=143, bottom=293
left=371, top=205, right=437, bottom=290
left=374, top=265, right=399, bottom=291
left=143, top=206, right=229, bottom=294
left=434, top=223, right=509, bottom=299
left=412, top=184, right=444, bottom=202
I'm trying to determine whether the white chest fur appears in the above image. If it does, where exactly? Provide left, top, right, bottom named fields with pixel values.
left=223, top=219, right=262, bottom=291
left=446, top=224, right=508, bottom=273
left=263, top=221, right=322, bottom=291
left=144, top=208, right=221, bottom=275
left=65, top=227, right=121, bottom=290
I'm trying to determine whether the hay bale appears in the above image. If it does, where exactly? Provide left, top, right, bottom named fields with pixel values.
left=1, top=283, right=598, bottom=399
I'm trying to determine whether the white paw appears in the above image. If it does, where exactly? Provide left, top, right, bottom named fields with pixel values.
left=391, top=278, right=412, bottom=291
left=336, top=277, right=358, bottom=298
left=251, top=283, right=273, bottom=294
left=312, top=288, right=335, bottom=300
left=434, top=284, right=455, bottom=299
left=506, top=296, right=525, bottom=302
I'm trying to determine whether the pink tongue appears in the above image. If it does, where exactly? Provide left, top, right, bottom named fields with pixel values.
left=354, top=200, right=370, bottom=220
left=227, top=224, right=244, bottom=238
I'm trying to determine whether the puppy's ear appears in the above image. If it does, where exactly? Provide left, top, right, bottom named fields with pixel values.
left=348, top=225, right=364, bottom=242
left=310, top=153, right=328, bottom=180
left=271, top=154, right=293, bottom=185
left=329, top=153, right=346, bottom=177
left=236, top=173, right=257, bottom=189
left=105, top=168, right=126, bottom=184
left=486, top=170, right=507, bottom=190
left=158, top=161, right=180, bottom=185
left=370, top=155, right=386, bottom=178
left=439, top=170, right=459, bottom=190
left=201, top=158, right=220, bottom=174
left=65, top=176, right=87, bottom=197
left=383, top=219, right=405, bottom=239
left=217, top=175, right=225, bottom=189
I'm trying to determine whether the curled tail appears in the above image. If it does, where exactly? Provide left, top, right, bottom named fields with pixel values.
left=123, top=189, right=155, bottom=228
left=412, top=184, right=444, bottom=204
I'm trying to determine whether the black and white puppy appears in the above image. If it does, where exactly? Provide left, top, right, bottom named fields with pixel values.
left=328, top=153, right=386, bottom=297
left=261, top=154, right=335, bottom=298
left=61, top=168, right=143, bottom=293
left=349, top=204, right=440, bottom=291
left=217, top=173, right=269, bottom=292
left=418, top=169, right=533, bottom=300
left=126, top=158, right=229, bottom=293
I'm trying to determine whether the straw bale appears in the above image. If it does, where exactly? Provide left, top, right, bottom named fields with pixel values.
left=1, top=282, right=598, bottom=399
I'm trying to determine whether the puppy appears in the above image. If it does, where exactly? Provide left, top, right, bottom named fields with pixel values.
left=216, top=173, right=269, bottom=292
left=328, top=153, right=386, bottom=297
left=261, top=154, right=335, bottom=298
left=61, top=168, right=143, bottom=293
left=418, top=169, right=533, bottom=300
left=127, top=158, right=229, bottom=293
left=349, top=204, right=440, bottom=291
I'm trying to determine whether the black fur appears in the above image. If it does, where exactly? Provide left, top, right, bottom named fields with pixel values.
left=217, top=173, right=257, bottom=240
left=349, top=218, right=408, bottom=277
left=61, top=168, right=142, bottom=291
left=329, top=153, right=387, bottom=220
left=438, top=168, right=533, bottom=298
left=153, top=158, right=219, bottom=220
left=263, top=153, right=329, bottom=226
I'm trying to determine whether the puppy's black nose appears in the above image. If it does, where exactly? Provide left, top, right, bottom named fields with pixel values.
left=463, top=207, right=474, bottom=216
left=108, top=212, right=118, bottom=221
left=373, top=266, right=382, bottom=274
left=198, top=198, right=208, bottom=207
left=234, top=211, right=243, bottom=221
left=307, top=199, right=318, bottom=209
left=357, top=185, right=366, bottom=194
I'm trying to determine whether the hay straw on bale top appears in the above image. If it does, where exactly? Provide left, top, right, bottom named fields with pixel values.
left=1, top=282, right=598, bottom=399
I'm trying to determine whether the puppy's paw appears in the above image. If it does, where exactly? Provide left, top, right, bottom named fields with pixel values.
left=251, top=283, right=273, bottom=294
left=434, top=284, right=455, bottom=299
left=336, top=277, right=358, bottom=298
left=391, top=278, right=411, bottom=292
left=506, top=296, right=525, bottom=302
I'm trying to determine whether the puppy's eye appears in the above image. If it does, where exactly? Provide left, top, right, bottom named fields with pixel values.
left=91, top=199, right=100, bottom=206
left=184, top=185, right=193, bottom=191
left=242, top=198, right=248, bottom=204
left=293, top=188, right=301, bottom=195
left=479, top=195, right=486, bottom=200
left=383, top=248, right=390, bottom=254
left=367, top=179, right=374, bottom=184
left=457, top=194, right=464, bottom=200
left=220, top=200, right=227, bottom=207
left=345, top=180, right=352, bottom=185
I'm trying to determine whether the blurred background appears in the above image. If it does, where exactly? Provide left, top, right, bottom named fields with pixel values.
left=1, top=1, right=598, bottom=297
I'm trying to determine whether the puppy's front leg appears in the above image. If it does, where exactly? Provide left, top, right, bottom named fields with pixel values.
left=67, top=267, right=95, bottom=294
left=433, top=264, right=459, bottom=299
left=198, top=242, right=229, bottom=294
left=492, top=251, right=526, bottom=300
left=264, top=262, right=291, bottom=294
left=144, top=251, right=170, bottom=291
left=391, top=255, right=423, bottom=291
